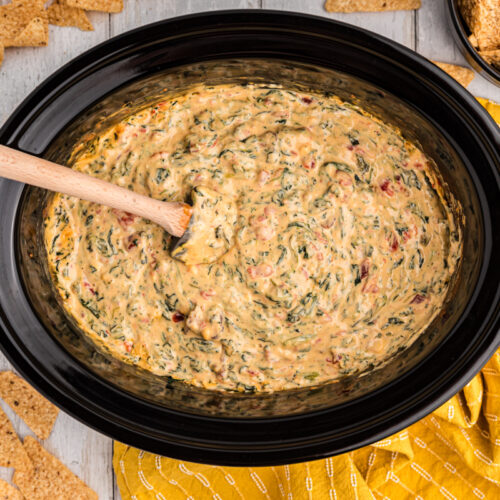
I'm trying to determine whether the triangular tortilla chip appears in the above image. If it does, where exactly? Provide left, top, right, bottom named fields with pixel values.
left=10, top=15, right=48, bottom=47
left=0, top=1, right=35, bottom=44
left=13, top=437, right=98, bottom=500
left=479, top=49, right=500, bottom=68
left=66, top=0, right=123, bottom=13
left=48, top=0, right=93, bottom=31
left=468, top=33, right=479, bottom=48
left=432, top=61, right=475, bottom=88
left=0, top=372, right=59, bottom=440
left=325, top=0, right=421, bottom=13
left=0, top=479, right=24, bottom=500
left=0, top=1, right=48, bottom=47
left=0, top=406, right=32, bottom=472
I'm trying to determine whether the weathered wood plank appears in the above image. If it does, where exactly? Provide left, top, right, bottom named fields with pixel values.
left=110, top=0, right=261, bottom=36
left=46, top=413, right=114, bottom=499
left=262, top=0, right=416, bottom=48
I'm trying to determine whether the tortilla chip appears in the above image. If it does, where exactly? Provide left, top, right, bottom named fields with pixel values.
left=325, top=0, right=421, bottom=13
left=66, top=0, right=123, bottom=13
left=48, top=0, right=93, bottom=31
left=479, top=48, right=500, bottom=68
left=432, top=61, right=475, bottom=87
left=0, top=406, right=32, bottom=472
left=458, top=0, right=500, bottom=51
left=468, top=33, right=479, bottom=47
left=0, top=1, right=35, bottom=45
left=13, top=436, right=98, bottom=500
left=0, top=480, right=24, bottom=500
left=0, top=44, right=4, bottom=68
left=10, top=15, right=48, bottom=46
left=0, top=1, right=48, bottom=47
left=0, top=372, right=59, bottom=440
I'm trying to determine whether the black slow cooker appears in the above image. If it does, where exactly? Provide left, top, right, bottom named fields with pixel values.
left=0, top=11, right=498, bottom=465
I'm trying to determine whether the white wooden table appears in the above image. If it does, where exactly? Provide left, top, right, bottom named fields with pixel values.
left=0, top=1, right=499, bottom=498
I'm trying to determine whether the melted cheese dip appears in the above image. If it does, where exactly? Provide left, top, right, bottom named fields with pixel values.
left=44, top=84, right=461, bottom=392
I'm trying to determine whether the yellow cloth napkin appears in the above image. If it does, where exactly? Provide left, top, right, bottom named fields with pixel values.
left=477, top=97, right=500, bottom=123
left=114, top=99, right=500, bottom=500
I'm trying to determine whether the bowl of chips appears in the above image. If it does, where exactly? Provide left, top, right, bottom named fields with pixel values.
left=0, top=11, right=499, bottom=465
left=446, top=0, right=500, bottom=85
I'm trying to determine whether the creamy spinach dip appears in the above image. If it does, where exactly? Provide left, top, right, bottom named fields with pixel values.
left=44, top=84, right=462, bottom=392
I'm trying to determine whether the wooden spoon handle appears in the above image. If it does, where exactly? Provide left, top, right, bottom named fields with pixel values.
left=0, top=145, right=191, bottom=237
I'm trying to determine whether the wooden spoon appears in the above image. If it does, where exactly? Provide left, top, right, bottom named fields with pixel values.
left=0, top=144, right=192, bottom=237
left=0, top=145, right=237, bottom=264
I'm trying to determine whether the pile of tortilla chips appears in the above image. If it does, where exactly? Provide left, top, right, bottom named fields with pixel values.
left=0, top=371, right=97, bottom=499
left=459, top=0, right=500, bottom=69
left=0, top=0, right=124, bottom=68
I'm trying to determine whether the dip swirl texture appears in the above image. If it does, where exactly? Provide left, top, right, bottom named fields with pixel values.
left=44, top=85, right=461, bottom=392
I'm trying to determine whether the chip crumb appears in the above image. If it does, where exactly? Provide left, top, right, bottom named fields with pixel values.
left=0, top=372, right=59, bottom=440
left=13, top=436, right=98, bottom=500
left=325, top=0, right=421, bottom=13
left=458, top=0, right=500, bottom=51
left=0, top=1, right=49, bottom=47
left=479, top=48, right=500, bottom=68
left=66, top=0, right=123, bottom=13
left=0, top=406, right=32, bottom=473
left=432, top=61, right=475, bottom=87
left=468, top=33, right=479, bottom=48
left=48, top=0, right=93, bottom=31
left=0, top=479, right=24, bottom=500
